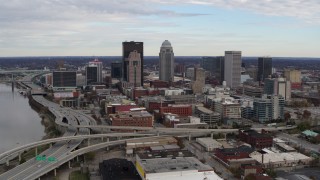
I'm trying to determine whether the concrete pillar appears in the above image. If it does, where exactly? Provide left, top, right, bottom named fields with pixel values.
left=101, top=128, right=103, bottom=134
left=211, top=132, right=213, bottom=139
left=54, top=169, right=57, bottom=176
left=87, top=138, right=90, bottom=146
left=106, top=138, right=109, bottom=151
left=19, top=153, right=21, bottom=162
left=6, top=158, right=9, bottom=166
left=188, top=133, right=191, bottom=141
left=68, top=161, right=71, bottom=169
left=101, top=135, right=104, bottom=141
left=77, top=156, right=79, bottom=162
left=157, top=131, right=160, bottom=136
left=35, top=147, right=38, bottom=156
left=50, top=143, right=52, bottom=148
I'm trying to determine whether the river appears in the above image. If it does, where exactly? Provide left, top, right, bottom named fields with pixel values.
left=0, top=83, right=45, bottom=153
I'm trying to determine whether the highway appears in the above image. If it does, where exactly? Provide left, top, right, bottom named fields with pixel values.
left=0, top=96, right=91, bottom=180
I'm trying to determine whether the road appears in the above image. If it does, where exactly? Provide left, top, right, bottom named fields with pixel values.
left=0, top=96, right=91, bottom=180
left=277, top=133, right=320, bottom=153
left=184, top=140, right=236, bottom=180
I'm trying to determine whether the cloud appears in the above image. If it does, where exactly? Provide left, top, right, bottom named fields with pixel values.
left=165, top=0, right=320, bottom=24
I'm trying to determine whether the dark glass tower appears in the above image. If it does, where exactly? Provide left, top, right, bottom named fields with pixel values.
left=200, top=56, right=225, bottom=84
left=257, top=57, right=272, bottom=81
left=86, top=66, right=98, bottom=85
left=111, top=61, right=122, bottom=79
left=122, top=41, right=143, bottom=86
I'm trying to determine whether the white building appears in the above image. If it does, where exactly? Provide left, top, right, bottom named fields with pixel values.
left=159, top=40, right=175, bottom=82
left=135, top=153, right=222, bottom=180
left=224, top=51, right=242, bottom=88
left=186, top=67, right=195, bottom=79
left=196, top=138, right=223, bottom=151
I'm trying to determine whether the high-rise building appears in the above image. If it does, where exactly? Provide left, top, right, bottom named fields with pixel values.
left=253, top=95, right=285, bottom=123
left=264, top=78, right=291, bottom=100
left=122, top=41, right=143, bottom=86
left=192, top=68, right=206, bottom=94
left=111, top=61, right=122, bottom=79
left=88, top=59, right=103, bottom=83
left=86, top=66, right=98, bottom=85
left=159, top=40, right=174, bottom=82
left=284, top=69, right=301, bottom=89
left=257, top=57, right=272, bottom=81
left=224, top=51, right=242, bottom=88
left=125, top=50, right=142, bottom=87
left=201, top=56, right=224, bottom=83
left=52, top=71, right=77, bottom=88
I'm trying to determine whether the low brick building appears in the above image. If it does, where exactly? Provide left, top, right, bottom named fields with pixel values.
left=214, top=145, right=254, bottom=165
left=109, top=111, right=153, bottom=127
left=159, top=104, right=192, bottom=117
left=238, top=130, right=273, bottom=149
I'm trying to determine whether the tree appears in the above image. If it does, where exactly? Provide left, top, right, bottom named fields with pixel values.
left=284, top=112, right=291, bottom=121
left=303, top=110, right=311, bottom=119
left=297, top=122, right=311, bottom=131
left=244, top=174, right=256, bottom=180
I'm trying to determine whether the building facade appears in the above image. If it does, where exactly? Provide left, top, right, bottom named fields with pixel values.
left=86, top=66, right=98, bottom=85
left=111, top=61, right=122, bottom=79
left=257, top=57, right=272, bottom=81
left=88, top=59, right=103, bottom=83
left=253, top=94, right=285, bottom=123
left=122, top=41, right=143, bottom=86
left=52, top=71, right=77, bottom=88
left=109, top=111, right=153, bottom=127
left=264, top=78, right=291, bottom=100
left=224, top=51, right=242, bottom=88
left=192, top=68, right=206, bottom=94
left=201, top=56, right=224, bottom=83
left=159, top=104, right=192, bottom=117
left=159, top=40, right=174, bottom=82
left=125, top=50, right=142, bottom=87
left=239, top=130, right=273, bottom=149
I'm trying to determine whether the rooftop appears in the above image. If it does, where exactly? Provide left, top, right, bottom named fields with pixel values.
left=302, top=130, right=319, bottom=137
left=196, top=106, right=214, bottom=114
left=241, top=130, right=272, bottom=139
left=250, top=152, right=312, bottom=164
left=110, top=111, right=152, bottom=119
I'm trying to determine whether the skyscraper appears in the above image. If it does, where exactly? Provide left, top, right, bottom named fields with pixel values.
left=122, top=41, right=143, bottom=86
left=201, top=56, right=224, bottom=84
left=125, top=50, right=142, bottom=87
left=88, top=59, right=103, bottom=83
left=159, top=40, right=174, bottom=82
left=257, top=57, right=272, bottom=81
left=111, top=61, right=122, bottom=79
left=264, top=78, right=291, bottom=100
left=86, top=66, right=98, bottom=85
left=52, top=71, right=77, bottom=88
left=192, top=68, right=205, bottom=94
left=224, top=51, right=242, bottom=88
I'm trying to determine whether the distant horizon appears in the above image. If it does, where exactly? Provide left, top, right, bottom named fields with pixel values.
left=0, top=55, right=320, bottom=59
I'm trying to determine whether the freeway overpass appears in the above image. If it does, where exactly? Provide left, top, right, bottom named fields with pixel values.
left=0, top=133, right=154, bottom=166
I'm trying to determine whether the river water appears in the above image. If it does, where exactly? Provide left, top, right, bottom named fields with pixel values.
left=0, top=83, right=45, bottom=153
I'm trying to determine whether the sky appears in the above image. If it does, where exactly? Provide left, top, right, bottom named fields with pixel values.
left=0, top=0, right=320, bottom=57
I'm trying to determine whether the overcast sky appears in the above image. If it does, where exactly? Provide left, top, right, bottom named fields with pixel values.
left=0, top=0, right=319, bottom=57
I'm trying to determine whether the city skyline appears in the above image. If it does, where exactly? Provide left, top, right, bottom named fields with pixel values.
left=0, top=0, right=320, bottom=57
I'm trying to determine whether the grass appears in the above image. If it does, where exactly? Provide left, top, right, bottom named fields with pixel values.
left=69, top=170, right=89, bottom=180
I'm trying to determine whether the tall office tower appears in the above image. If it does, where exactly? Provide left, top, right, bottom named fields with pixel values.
left=201, top=56, right=224, bottom=84
left=192, top=68, right=206, bottom=94
left=125, top=50, right=142, bottom=87
left=88, top=59, right=103, bottom=83
left=122, top=41, right=143, bottom=86
left=52, top=71, right=77, bottom=88
left=111, top=61, right=122, bottom=79
left=86, top=66, right=98, bottom=85
left=224, top=51, right=242, bottom=88
left=257, top=57, right=272, bottom=82
left=159, top=40, right=174, bottom=82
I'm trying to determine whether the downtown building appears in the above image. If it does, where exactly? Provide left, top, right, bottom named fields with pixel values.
left=191, top=68, right=206, bottom=94
left=284, top=69, right=301, bottom=89
left=201, top=56, right=224, bottom=84
left=257, top=57, right=272, bottom=82
left=111, top=61, right=122, bottom=79
left=88, top=59, right=103, bottom=83
left=253, top=94, right=285, bottom=123
left=264, top=77, right=291, bottom=100
left=224, top=51, right=242, bottom=88
left=122, top=41, right=144, bottom=86
left=52, top=71, right=77, bottom=89
left=124, top=50, right=142, bottom=87
left=159, top=40, right=174, bottom=82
